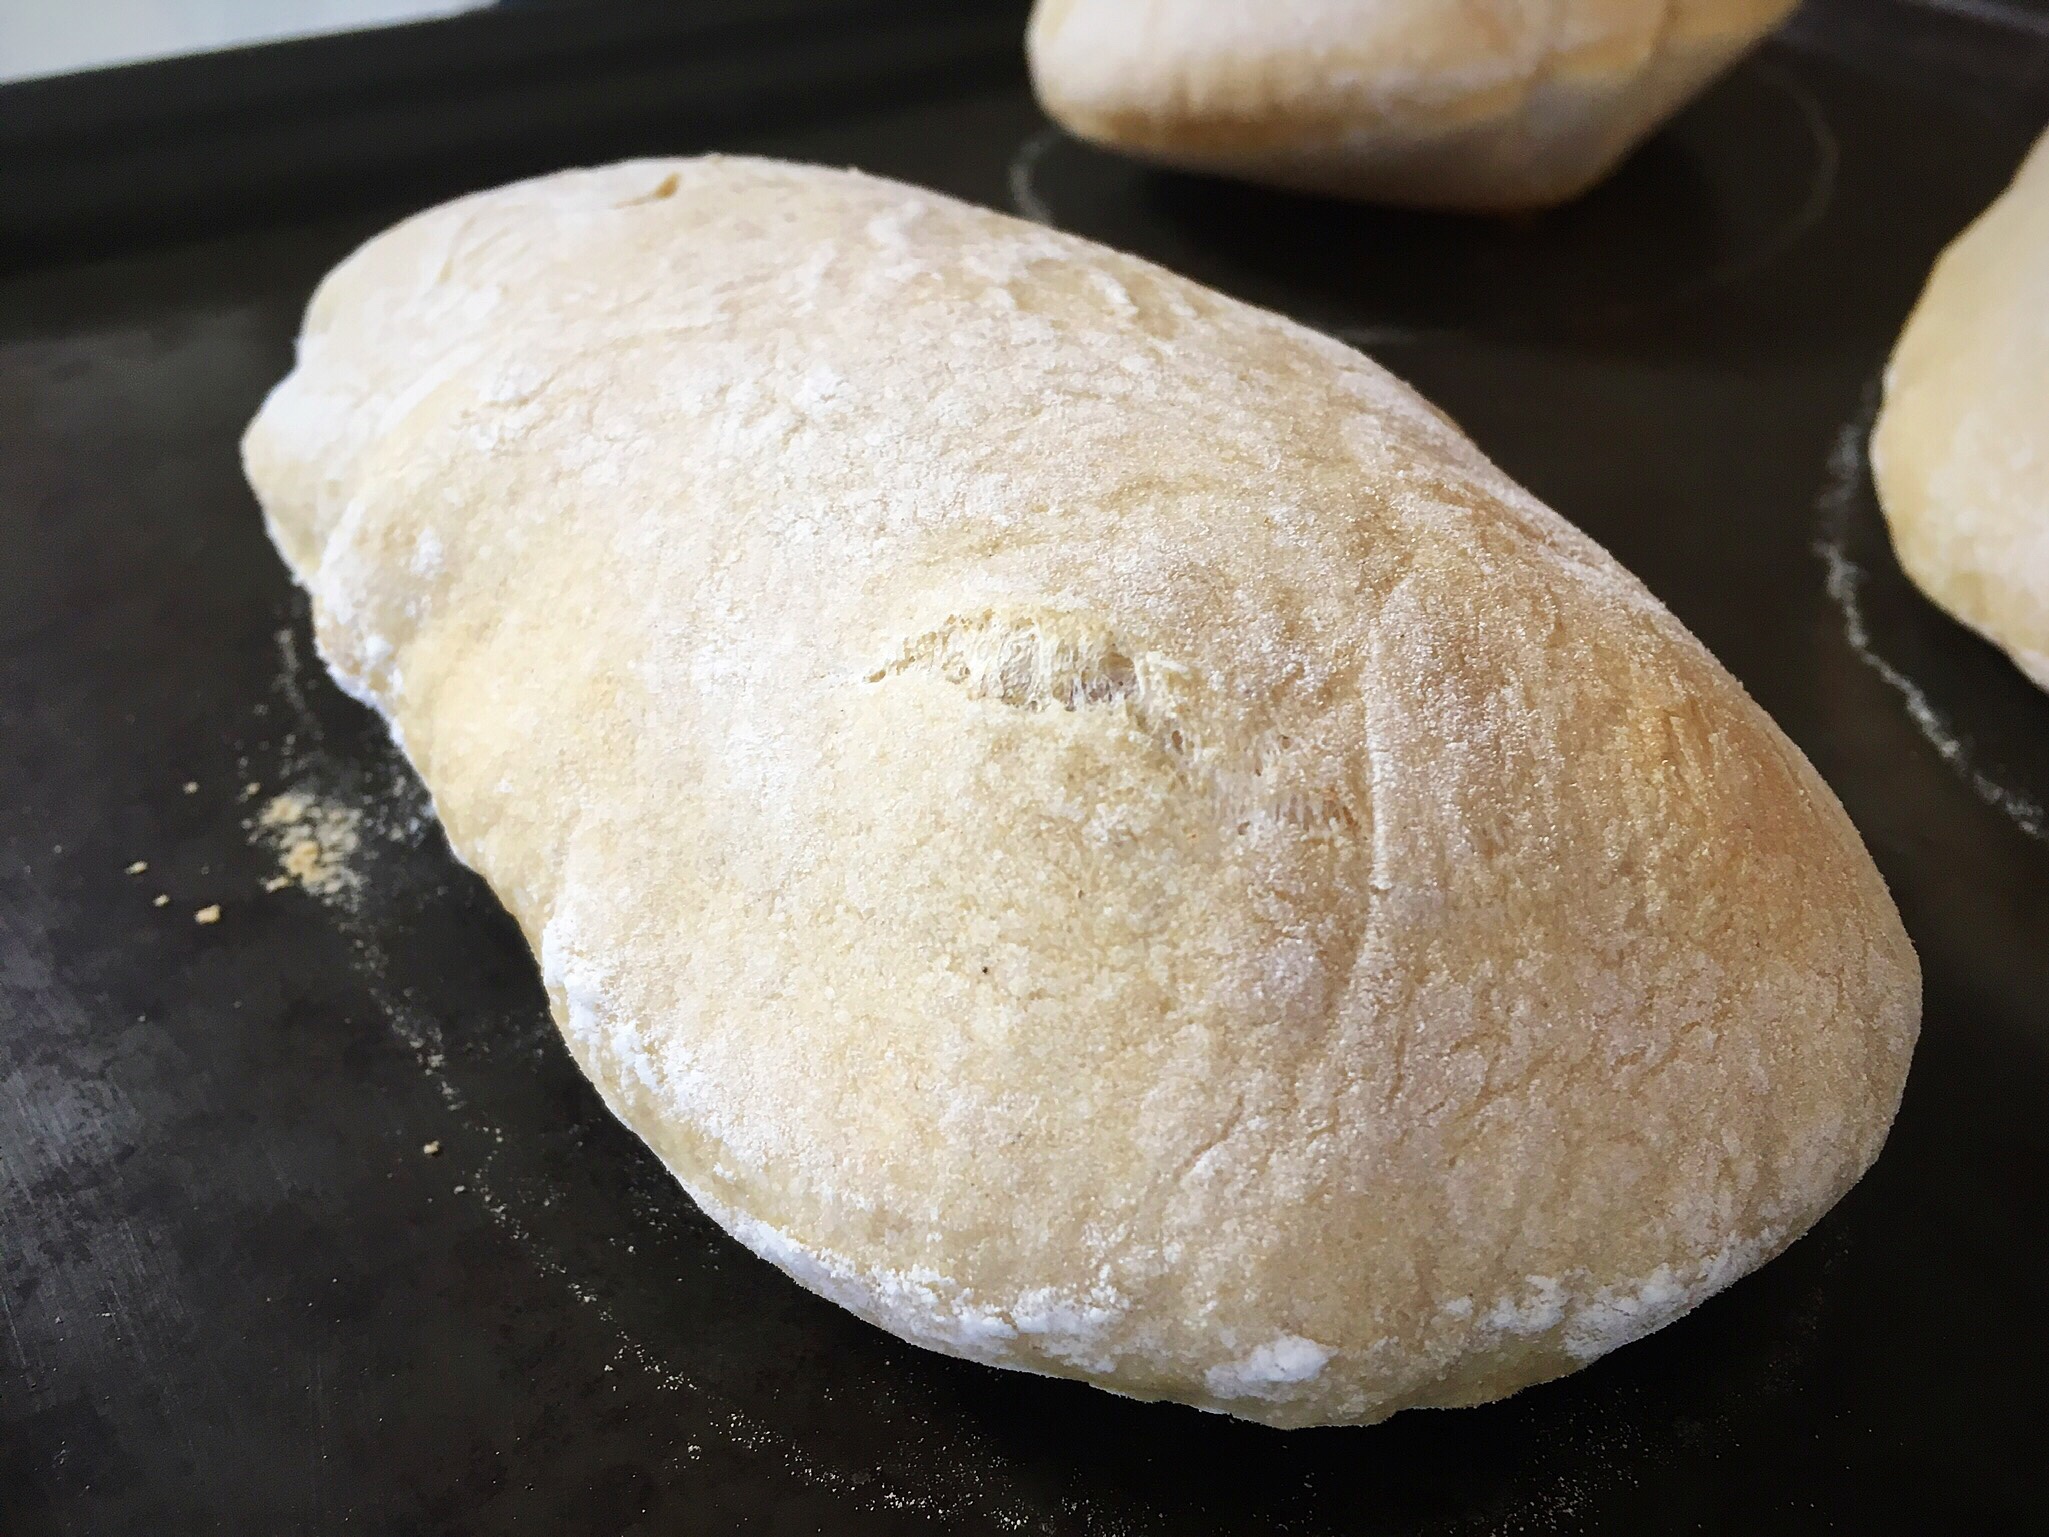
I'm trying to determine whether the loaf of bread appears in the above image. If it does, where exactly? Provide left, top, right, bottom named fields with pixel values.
left=244, top=157, right=1918, bottom=1428
left=1027, top=0, right=1800, bottom=210
left=1873, top=127, right=2049, bottom=693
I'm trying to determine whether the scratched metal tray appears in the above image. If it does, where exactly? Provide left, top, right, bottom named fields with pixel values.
left=3, top=1, right=2045, bottom=1531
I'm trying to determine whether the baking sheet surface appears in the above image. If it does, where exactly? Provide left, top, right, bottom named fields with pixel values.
left=3, top=4, right=2045, bottom=1531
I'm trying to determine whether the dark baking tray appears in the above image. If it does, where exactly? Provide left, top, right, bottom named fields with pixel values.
left=3, top=1, right=2046, bottom=1531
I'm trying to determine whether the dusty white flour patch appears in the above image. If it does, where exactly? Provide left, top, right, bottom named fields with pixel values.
left=272, top=625, right=319, bottom=749
left=1002, top=123, right=1101, bottom=228
left=1011, top=1284, right=1129, bottom=1375
left=251, top=789, right=365, bottom=901
left=1482, top=1275, right=1568, bottom=1339
left=704, top=1193, right=1149, bottom=1386
left=1560, top=1232, right=1778, bottom=1362
left=1204, top=1335, right=1334, bottom=1401
left=718, top=1207, right=1026, bottom=1366
left=1467, top=1231, right=1781, bottom=1368
left=1814, top=392, right=2048, bottom=844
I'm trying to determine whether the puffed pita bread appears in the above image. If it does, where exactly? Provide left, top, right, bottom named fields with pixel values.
left=244, top=157, right=1918, bottom=1427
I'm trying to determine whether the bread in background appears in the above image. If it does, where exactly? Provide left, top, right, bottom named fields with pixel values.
left=1873, top=127, right=2049, bottom=693
left=1027, top=0, right=1800, bottom=211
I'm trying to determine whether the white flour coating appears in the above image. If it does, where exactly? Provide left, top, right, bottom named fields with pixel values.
left=1463, top=1229, right=1782, bottom=1366
left=1204, top=1335, right=1335, bottom=1402
left=1561, top=1230, right=1781, bottom=1360
left=244, top=156, right=1917, bottom=1428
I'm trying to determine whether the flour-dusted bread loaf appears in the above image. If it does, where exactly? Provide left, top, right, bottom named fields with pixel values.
left=243, top=157, right=1918, bottom=1428
left=1027, top=0, right=1799, bottom=210
left=1873, top=128, right=2049, bottom=693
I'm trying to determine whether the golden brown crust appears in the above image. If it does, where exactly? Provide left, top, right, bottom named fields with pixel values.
left=243, top=157, right=1917, bottom=1426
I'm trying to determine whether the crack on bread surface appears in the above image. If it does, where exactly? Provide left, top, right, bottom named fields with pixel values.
left=872, top=608, right=1362, bottom=840
left=871, top=609, right=1141, bottom=711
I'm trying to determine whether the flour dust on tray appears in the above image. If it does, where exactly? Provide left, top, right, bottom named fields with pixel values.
left=250, top=788, right=365, bottom=901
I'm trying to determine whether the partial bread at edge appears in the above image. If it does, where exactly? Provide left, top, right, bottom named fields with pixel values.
left=244, top=156, right=1919, bottom=1428
left=1027, top=0, right=1800, bottom=210
left=1873, top=127, right=2049, bottom=693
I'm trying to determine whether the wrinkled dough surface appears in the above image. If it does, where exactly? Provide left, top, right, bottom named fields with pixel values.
left=1028, top=0, right=1800, bottom=209
left=244, top=156, right=1917, bottom=1427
